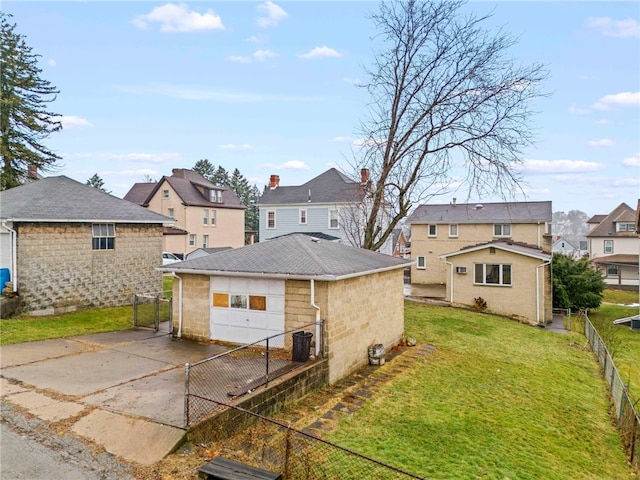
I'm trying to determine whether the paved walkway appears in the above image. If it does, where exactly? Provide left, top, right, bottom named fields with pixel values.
left=545, top=314, right=570, bottom=334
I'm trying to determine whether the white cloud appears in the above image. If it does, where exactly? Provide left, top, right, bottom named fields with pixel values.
left=592, top=91, right=640, bottom=110
left=260, top=160, right=310, bottom=171
left=217, top=144, right=252, bottom=150
left=594, top=119, right=612, bottom=125
left=256, top=1, right=288, bottom=28
left=246, top=35, right=261, bottom=44
left=568, top=104, right=591, bottom=115
left=69, top=152, right=181, bottom=164
left=117, top=83, right=320, bottom=102
left=132, top=3, right=224, bottom=32
left=58, top=115, right=93, bottom=129
left=587, top=139, right=615, bottom=148
left=298, top=46, right=343, bottom=59
left=520, top=159, right=605, bottom=175
left=47, top=59, right=56, bottom=67
left=623, top=152, right=640, bottom=167
left=331, top=136, right=352, bottom=142
left=613, top=177, right=640, bottom=186
left=587, top=17, right=640, bottom=39
left=227, top=49, right=278, bottom=64
left=352, top=137, right=384, bottom=149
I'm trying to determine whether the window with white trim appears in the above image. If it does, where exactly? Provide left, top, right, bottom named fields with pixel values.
left=493, top=224, right=511, bottom=237
left=416, top=256, right=426, bottom=269
left=162, top=189, right=169, bottom=198
left=189, top=234, right=196, bottom=246
left=210, top=210, right=216, bottom=226
left=617, top=223, right=635, bottom=232
left=329, top=209, right=339, bottom=229
left=203, top=235, right=209, bottom=248
left=299, top=209, right=307, bottom=225
left=607, top=265, right=619, bottom=276
left=167, top=208, right=174, bottom=219
left=449, top=224, right=458, bottom=237
left=604, top=240, right=613, bottom=254
left=92, top=223, right=115, bottom=250
left=474, top=263, right=511, bottom=286
left=267, top=211, right=276, bottom=229
left=217, top=190, right=223, bottom=203
left=203, top=209, right=209, bottom=225
left=428, top=225, right=437, bottom=237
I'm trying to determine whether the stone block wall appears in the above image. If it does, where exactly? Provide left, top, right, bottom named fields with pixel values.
left=16, top=222, right=163, bottom=314
left=173, top=273, right=211, bottom=341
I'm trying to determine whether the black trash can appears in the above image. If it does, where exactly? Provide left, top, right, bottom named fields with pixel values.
left=292, top=331, right=313, bottom=362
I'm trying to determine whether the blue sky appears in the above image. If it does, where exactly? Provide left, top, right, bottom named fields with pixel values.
left=5, top=1, right=639, bottom=217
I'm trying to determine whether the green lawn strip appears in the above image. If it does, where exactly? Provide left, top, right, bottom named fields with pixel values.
left=589, top=303, right=640, bottom=403
left=0, top=306, right=133, bottom=345
left=602, top=289, right=639, bottom=305
left=330, top=302, right=632, bottom=479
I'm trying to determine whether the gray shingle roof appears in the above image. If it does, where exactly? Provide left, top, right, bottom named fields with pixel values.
left=587, top=202, right=637, bottom=238
left=0, top=176, right=172, bottom=223
left=124, top=169, right=245, bottom=209
left=440, top=240, right=550, bottom=261
left=258, top=168, right=365, bottom=205
left=407, top=201, right=552, bottom=224
left=159, top=234, right=411, bottom=279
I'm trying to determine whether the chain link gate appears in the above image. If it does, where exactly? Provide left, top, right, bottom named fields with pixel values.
left=133, top=291, right=172, bottom=332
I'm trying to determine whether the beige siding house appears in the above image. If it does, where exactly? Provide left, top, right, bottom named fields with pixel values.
left=440, top=241, right=552, bottom=324
left=159, top=234, right=411, bottom=384
left=407, top=201, right=552, bottom=291
left=125, top=169, right=245, bottom=258
left=0, top=176, right=171, bottom=315
left=587, top=202, right=638, bottom=287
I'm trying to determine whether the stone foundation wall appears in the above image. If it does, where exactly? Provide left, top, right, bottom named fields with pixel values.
left=16, top=222, right=163, bottom=314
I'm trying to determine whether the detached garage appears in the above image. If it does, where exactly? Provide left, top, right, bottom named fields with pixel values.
left=159, top=234, right=412, bottom=384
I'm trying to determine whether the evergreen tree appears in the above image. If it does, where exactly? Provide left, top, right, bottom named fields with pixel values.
left=211, top=165, right=230, bottom=187
left=0, top=13, right=62, bottom=190
left=552, top=254, right=606, bottom=311
left=86, top=173, right=110, bottom=193
left=193, top=158, right=215, bottom=182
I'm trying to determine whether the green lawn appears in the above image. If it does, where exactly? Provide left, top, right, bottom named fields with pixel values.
left=602, top=289, right=639, bottom=305
left=330, top=301, right=633, bottom=479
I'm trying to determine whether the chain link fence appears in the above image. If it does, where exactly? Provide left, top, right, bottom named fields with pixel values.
left=197, top=400, right=425, bottom=480
left=185, top=321, right=324, bottom=427
left=583, top=311, right=639, bottom=468
left=133, top=291, right=172, bottom=331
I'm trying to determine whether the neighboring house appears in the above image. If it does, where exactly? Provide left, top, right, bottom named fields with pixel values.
left=0, top=176, right=172, bottom=315
left=587, top=202, right=639, bottom=287
left=406, top=201, right=552, bottom=288
left=439, top=240, right=552, bottom=324
left=124, top=169, right=245, bottom=257
left=552, top=235, right=588, bottom=259
left=185, top=247, right=233, bottom=261
left=158, top=234, right=411, bottom=384
left=391, top=225, right=411, bottom=259
left=257, top=168, right=392, bottom=254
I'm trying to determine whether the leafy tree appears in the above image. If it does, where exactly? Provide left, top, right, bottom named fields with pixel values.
left=354, top=0, right=548, bottom=250
left=86, top=173, right=110, bottom=193
left=552, top=210, right=589, bottom=237
left=0, top=13, right=62, bottom=190
left=193, top=158, right=215, bottom=182
left=552, top=254, right=606, bottom=311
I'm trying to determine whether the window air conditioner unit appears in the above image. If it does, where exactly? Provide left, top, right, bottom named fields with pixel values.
left=455, top=266, right=467, bottom=274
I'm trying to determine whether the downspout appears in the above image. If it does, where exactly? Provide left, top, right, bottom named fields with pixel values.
left=1, top=221, right=17, bottom=293
left=536, top=260, right=552, bottom=325
left=171, top=272, right=183, bottom=337
left=310, top=278, right=321, bottom=356
left=444, top=260, right=454, bottom=303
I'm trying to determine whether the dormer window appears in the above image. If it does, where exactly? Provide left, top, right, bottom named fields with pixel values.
left=617, top=222, right=635, bottom=232
left=209, top=189, right=223, bottom=203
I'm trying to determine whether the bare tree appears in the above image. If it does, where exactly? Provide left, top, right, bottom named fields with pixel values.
left=355, top=0, right=548, bottom=250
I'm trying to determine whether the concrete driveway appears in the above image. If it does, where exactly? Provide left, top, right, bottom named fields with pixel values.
left=0, top=325, right=227, bottom=465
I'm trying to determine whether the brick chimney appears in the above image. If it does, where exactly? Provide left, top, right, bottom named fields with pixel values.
left=269, top=175, right=280, bottom=189
left=27, top=165, right=38, bottom=180
left=360, top=168, right=369, bottom=184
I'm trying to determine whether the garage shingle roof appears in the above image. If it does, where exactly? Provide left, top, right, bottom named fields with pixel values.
left=0, top=176, right=172, bottom=223
left=160, top=234, right=412, bottom=279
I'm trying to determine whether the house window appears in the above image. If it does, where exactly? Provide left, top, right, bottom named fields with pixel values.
left=210, top=210, right=216, bottom=226
left=493, top=224, right=511, bottom=237
left=217, top=190, right=223, bottom=203
left=329, top=209, right=339, bottom=229
left=267, top=211, right=276, bottom=229
left=249, top=295, right=267, bottom=311
left=203, top=209, right=209, bottom=225
left=230, top=294, right=248, bottom=309
left=189, top=234, right=196, bottom=246
left=203, top=235, right=209, bottom=248
left=474, top=263, right=512, bottom=286
left=416, top=256, right=426, bottom=270
left=163, top=189, right=169, bottom=198
left=167, top=208, right=174, bottom=219
left=604, top=240, right=613, bottom=254
left=617, top=223, right=635, bottom=232
left=210, top=189, right=223, bottom=203
left=299, top=209, right=307, bottom=225
left=428, top=225, right=437, bottom=237
left=607, top=265, right=619, bottom=276
left=449, top=224, right=458, bottom=237
left=92, top=223, right=115, bottom=250
left=213, top=293, right=229, bottom=307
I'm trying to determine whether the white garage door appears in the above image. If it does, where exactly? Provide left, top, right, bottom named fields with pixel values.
left=209, top=277, right=285, bottom=345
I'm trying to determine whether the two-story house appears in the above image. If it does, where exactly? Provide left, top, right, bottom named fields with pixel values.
left=406, top=200, right=553, bottom=324
left=257, top=168, right=392, bottom=253
left=587, top=202, right=638, bottom=288
left=124, top=169, right=245, bottom=257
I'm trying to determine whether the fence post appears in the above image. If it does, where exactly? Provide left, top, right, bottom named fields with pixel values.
left=265, top=336, right=270, bottom=386
left=154, top=295, right=160, bottom=331
left=284, top=425, right=292, bottom=479
left=184, top=363, right=190, bottom=428
left=132, top=294, right=137, bottom=327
